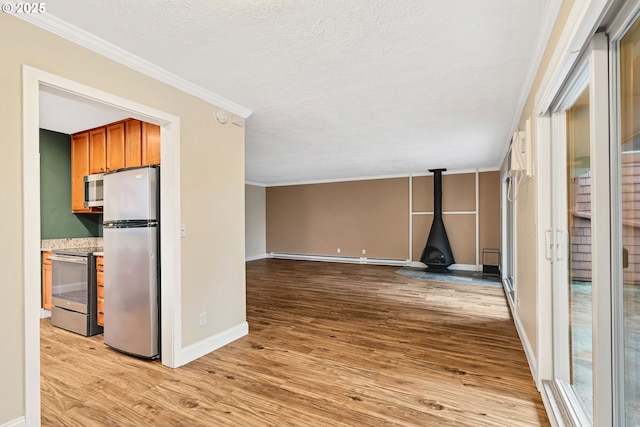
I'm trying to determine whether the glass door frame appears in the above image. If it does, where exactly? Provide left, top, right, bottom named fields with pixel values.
left=547, top=31, right=613, bottom=426
left=608, top=3, right=640, bottom=424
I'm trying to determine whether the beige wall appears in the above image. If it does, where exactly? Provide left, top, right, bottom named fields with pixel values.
left=245, top=184, right=266, bottom=258
left=508, top=0, right=576, bottom=358
left=479, top=171, right=501, bottom=253
left=267, top=178, right=410, bottom=259
left=267, top=172, right=500, bottom=266
left=0, top=14, right=246, bottom=424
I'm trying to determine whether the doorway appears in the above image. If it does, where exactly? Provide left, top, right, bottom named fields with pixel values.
left=22, top=66, right=182, bottom=425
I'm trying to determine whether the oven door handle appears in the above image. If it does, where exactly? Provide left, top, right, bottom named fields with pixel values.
left=50, top=255, right=88, bottom=265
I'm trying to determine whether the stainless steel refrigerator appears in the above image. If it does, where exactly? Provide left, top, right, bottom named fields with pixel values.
left=103, top=165, right=159, bottom=359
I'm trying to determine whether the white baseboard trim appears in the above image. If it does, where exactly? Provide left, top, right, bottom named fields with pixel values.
left=245, top=253, right=268, bottom=262
left=269, top=252, right=410, bottom=267
left=177, top=321, right=248, bottom=367
left=40, top=308, right=51, bottom=319
left=509, top=304, right=538, bottom=385
left=407, top=261, right=480, bottom=271
left=1, top=417, right=25, bottom=427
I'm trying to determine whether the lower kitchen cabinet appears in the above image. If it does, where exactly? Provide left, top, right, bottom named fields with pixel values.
left=96, top=256, right=104, bottom=327
left=42, top=251, right=53, bottom=311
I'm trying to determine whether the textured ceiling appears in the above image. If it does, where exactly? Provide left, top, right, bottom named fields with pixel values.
left=37, top=0, right=552, bottom=185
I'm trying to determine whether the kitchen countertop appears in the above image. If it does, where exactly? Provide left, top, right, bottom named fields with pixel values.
left=41, top=237, right=103, bottom=251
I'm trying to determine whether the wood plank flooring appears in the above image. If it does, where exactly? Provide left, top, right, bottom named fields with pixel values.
left=41, top=259, right=549, bottom=426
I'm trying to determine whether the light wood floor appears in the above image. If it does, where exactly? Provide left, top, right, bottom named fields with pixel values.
left=41, top=259, right=549, bottom=426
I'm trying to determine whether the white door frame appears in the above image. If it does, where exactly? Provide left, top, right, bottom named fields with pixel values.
left=22, top=65, right=182, bottom=426
left=546, top=32, right=612, bottom=426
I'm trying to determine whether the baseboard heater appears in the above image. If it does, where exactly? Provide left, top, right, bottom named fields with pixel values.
left=269, top=252, right=410, bottom=267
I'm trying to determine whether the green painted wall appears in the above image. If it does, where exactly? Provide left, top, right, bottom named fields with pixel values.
left=40, top=129, right=102, bottom=239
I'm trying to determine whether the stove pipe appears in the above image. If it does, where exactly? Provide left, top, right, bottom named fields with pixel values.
left=420, top=168, right=455, bottom=272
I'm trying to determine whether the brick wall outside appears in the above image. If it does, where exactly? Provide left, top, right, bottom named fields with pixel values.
left=622, top=153, right=640, bottom=285
left=570, top=171, right=592, bottom=281
left=569, top=154, right=640, bottom=284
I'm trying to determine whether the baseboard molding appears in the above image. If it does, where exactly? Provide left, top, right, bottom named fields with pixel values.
left=509, top=303, right=538, bottom=385
left=245, top=253, right=268, bottom=262
left=41, top=308, right=51, bottom=319
left=1, top=417, right=25, bottom=427
left=269, top=252, right=410, bottom=267
left=408, top=261, right=479, bottom=271
left=177, top=321, right=248, bottom=367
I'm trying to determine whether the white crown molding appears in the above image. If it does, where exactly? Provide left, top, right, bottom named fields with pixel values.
left=410, top=166, right=500, bottom=178
left=260, top=167, right=501, bottom=188
left=15, top=13, right=252, bottom=119
left=266, top=172, right=412, bottom=187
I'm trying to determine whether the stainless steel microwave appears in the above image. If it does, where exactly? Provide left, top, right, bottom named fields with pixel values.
left=84, top=173, right=104, bottom=207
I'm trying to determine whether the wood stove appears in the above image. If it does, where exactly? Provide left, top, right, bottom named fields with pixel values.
left=420, top=168, right=455, bottom=272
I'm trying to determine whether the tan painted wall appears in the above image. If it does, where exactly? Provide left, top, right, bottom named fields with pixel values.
left=479, top=171, right=502, bottom=253
left=267, top=172, right=500, bottom=265
left=0, top=14, right=246, bottom=424
left=245, top=185, right=266, bottom=258
left=507, top=0, right=576, bottom=359
left=267, top=178, right=410, bottom=259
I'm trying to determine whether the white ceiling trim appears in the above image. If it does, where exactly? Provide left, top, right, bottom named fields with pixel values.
left=16, top=13, right=253, bottom=119
left=499, top=0, right=564, bottom=168
left=534, top=0, right=613, bottom=116
left=262, top=167, right=501, bottom=188
left=410, top=167, right=501, bottom=178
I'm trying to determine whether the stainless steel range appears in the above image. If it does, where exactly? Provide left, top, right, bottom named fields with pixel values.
left=50, top=247, right=103, bottom=336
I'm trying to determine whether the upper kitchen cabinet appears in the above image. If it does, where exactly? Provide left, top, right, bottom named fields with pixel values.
left=70, top=119, right=160, bottom=213
left=124, top=119, right=161, bottom=167
left=106, top=122, right=126, bottom=171
left=70, top=131, right=99, bottom=213
left=125, top=119, right=142, bottom=167
left=88, top=127, right=106, bottom=174
left=141, top=122, right=161, bottom=166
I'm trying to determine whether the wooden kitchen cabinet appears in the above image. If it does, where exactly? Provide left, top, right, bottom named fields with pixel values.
left=71, top=119, right=160, bottom=213
left=42, top=251, right=53, bottom=311
left=142, top=122, right=161, bottom=166
left=89, top=127, right=107, bottom=174
left=96, top=256, right=104, bottom=327
left=71, top=131, right=102, bottom=213
left=106, top=122, right=126, bottom=171
left=125, top=119, right=161, bottom=167
left=125, top=119, right=142, bottom=167
left=71, top=132, right=95, bottom=213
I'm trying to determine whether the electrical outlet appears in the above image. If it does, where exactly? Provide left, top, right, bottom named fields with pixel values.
left=337, top=248, right=341, bottom=254
left=199, top=312, right=207, bottom=326
left=362, top=249, right=366, bottom=255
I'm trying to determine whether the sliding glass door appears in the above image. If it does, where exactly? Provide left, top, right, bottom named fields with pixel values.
left=617, top=17, right=640, bottom=426
left=549, top=32, right=612, bottom=426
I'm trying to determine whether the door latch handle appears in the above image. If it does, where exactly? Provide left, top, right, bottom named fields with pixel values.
left=556, top=230, right=569, bottom=261
left=545, top=230, right=553, bottom=261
